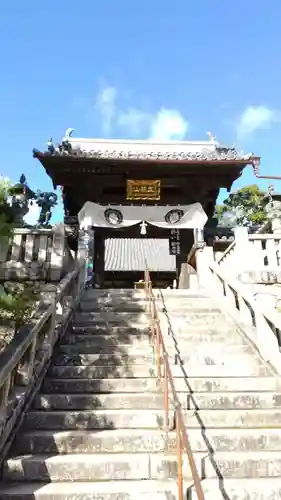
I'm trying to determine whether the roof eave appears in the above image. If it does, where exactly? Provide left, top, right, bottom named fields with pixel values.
left=33, top=149, right=260, bottom=167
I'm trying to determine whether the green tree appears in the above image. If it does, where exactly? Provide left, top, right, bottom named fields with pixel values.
left=215, top=185, right=268, bottom=227
left=0, top=282, right=40, bottom=333
left=0, top=177, right=15, bottom=240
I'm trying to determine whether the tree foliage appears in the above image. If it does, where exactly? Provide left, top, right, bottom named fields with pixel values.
left=0, top=177, right=15, bottom=239
left=0, top=283, right=40, bottom=332
left=215, top=185, right=268, bottom=227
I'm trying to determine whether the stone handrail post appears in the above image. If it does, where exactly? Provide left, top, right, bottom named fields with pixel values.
left=195, top=245, right=214, bottom=288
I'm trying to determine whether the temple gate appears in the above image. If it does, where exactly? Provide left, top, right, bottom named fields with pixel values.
left=33, top=130, right=260, bottom=288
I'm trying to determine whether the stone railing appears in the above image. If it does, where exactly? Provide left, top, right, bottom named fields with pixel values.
left=196, top=246, right=281, bottom=374
left=0, top=225, right=74, bottom=282
left=216, top=240, right=236, bottom=264
left=0, top=259, right=86, bottom=464
left=217, top=229, right=281, bottom=284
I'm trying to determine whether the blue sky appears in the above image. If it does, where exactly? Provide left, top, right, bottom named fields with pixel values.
left=1, top=1, right=281, bottom=223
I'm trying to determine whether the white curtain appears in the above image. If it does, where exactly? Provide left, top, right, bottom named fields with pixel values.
left=78, top=202, right=207, bottom=229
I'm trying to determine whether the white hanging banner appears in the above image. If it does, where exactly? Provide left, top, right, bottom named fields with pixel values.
left=78, top=202, right=207, bottom=229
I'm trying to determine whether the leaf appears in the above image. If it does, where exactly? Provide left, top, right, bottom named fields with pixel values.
left=215, top=185, right=268, bottom=227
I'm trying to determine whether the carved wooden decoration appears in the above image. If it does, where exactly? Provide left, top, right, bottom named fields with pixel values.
left=126, top=180, right=161, bottom=200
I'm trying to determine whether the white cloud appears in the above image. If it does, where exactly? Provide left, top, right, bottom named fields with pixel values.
left=149, top=108, right=189, bottom=141
left=118, top=108, right=151, bottom=137
left=236, top=105, right=277, bottom=137
left=93, top=85, right=189, bottom=140
left=24, top=202, right=40, bottom=226
left=95, top=86, right=117, bottom=134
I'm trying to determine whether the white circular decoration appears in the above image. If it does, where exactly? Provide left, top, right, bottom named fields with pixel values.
left=165, top=209, right=184, bottom=224
left=104, top=208, right=123, bottom=225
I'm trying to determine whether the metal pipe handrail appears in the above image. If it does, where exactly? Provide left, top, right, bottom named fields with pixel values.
left=144, top=268, right=205, bottom=500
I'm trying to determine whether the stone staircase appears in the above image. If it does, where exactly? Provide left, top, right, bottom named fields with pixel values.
left=1, top=288, right=281, bottom=499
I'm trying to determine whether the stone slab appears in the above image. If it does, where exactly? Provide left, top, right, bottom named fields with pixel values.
left=23, top=409, right=171, bottom=431
left=41, top=376, right=277, bottom=394
left=2, top=478, right=281, bottom=500
left=13, top=428, right=281, bottom=455
left=47, top=363, right=272, bottom=378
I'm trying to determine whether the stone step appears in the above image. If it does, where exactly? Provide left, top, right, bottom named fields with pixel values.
left=56, top=337, right=153, bottom=355
left=64, top=331, right=247, bottom=345
left=41, top=376, right=277, bottom=394
left=183, top=408, right=281, bottom=428
left=23, top=409, right=171, bottom=431
left=190, top=478, right=281, bottom=500
left=4, top=451, right=281, bottom=481
left=160, top=290, right=209, bottom=297
left=2, top=478, right=281, bottom=500
left=47, top=363, right=271, bottom=378
left=71, top=324, right=150, bottom=335
left=47, top=364, right=158, bottom=379
left=70, top=322, right=234, bottom=335
left=0, top=480, right=193, bottom=500
left=151, top=451, right=281, bottom=480
left=79, top=302, right=221, bottom=313
left=79, top=297, right=216, bottom=309
left=12, top=428, right=281, bottom=455
left=161, top=304, right=221, bottom=313
left=73, top=311, right=150, bottom=325
left=52, top=351, right=263, bottom=368
left=52, top=353, right=156, bottom=366
left=80, top=295, right=146, bottom=303
left=79, top=302, right=148, bottom=313
left=23, top=407, right=281, bottom=431
left=33, top=391, right=281, bottom=411
left=57, top=343, right=254, bottom=358
left=32, top=392, right=181, bottom=410
left=81, top=293, right=208, bottom=303
left=57, top=343, right=156, bottom=355
left=82, top=288, right=145, bottom=298
left=159, top=312, right=233, bottom=332
left=189, top=391, right=281, bottom=409
left=73, top=311, right=221, bottom=326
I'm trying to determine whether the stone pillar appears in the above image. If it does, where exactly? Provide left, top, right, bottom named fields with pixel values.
left=195, top=245, right=214, bottom=288
left=50, top=224, right=66, bottom=281
left=231, top=226, right=253, bottom=279
left=265, top=200, right=281, bottom=235
left=77, top=228, right=89, bottom=286
left=177, top=229, right=196, bottom=289
left=234, top=226, right=249, bottom=245
left=93, top=232, right=105, bottom=288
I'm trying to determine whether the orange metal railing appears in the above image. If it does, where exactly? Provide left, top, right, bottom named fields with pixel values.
left=144, top=268, right=205, bottom=500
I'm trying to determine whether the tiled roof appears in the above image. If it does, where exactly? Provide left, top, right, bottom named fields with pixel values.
left=104, top=238, right=176, bottom=272
left=33, top=131, right=260, bottom=164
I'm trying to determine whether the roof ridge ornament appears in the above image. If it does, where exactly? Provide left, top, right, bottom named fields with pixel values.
left=206, top=131, right=216, bottom=143
left=63, top=128, right=75, bottom=142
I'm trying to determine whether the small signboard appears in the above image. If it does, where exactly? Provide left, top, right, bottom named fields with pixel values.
left=126, top=180, right=161, bottom=200
left=169, top=228, right=181, bottom=255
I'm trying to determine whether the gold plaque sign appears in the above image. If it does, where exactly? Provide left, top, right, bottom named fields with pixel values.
left=126, top=180, right=161, bottom=200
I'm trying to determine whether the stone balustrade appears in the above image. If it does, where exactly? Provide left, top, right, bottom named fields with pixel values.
left=0, top=260, right=86, bottom=464
left=195, top=246, right=281, bottom=375
left=217, top=228, right=281, bottom=284
left=0, top=225, right=74, bottom=282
